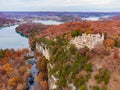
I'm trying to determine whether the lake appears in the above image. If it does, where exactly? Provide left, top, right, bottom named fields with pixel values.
left=0, top=20, right=62, bottom=49
left=0, top=25, right=29, bottom=49
left=34, top=20, right=62, bottom=25
left=82, top=15, right=111, bottom=21
left=82, top=17, right=100, bottom=21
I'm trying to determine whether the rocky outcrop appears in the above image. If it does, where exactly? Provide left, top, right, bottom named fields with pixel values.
left=70, top=33, right=104, bottom=49
left=36, top=43, right=50, bottom=60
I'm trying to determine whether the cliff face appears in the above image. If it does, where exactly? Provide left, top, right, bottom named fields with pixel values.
left=36, top=43, right=50, bottom=60
left=35, top=42, right=57, bottom=90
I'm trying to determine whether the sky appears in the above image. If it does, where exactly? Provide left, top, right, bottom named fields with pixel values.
left=0, top=0, right=120, bottom=12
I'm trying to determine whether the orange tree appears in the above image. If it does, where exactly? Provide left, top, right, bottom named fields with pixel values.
left=103, top=39, right=115, bottom=48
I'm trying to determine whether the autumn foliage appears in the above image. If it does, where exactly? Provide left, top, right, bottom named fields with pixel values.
left=30, top=20, right=120, bottom=42
left=103, top=39, right=115, bottom=48
left=16, top=23, right=51, bottom=36
left=0, top=48, right=30, bottom=90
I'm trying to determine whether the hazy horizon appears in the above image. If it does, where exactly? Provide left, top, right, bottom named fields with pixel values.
left=0, top=0, right=120, bottom=12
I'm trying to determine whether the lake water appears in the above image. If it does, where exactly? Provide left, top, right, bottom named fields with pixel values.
left=0, top=25, right=29, bottom=49
left=0, top=20, right=62, bottom=49
left=82, top=15, right=111, bottom=21
left=82, top=17, right=100, bottom=21
left=34, top=20, right=62, bottom=25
